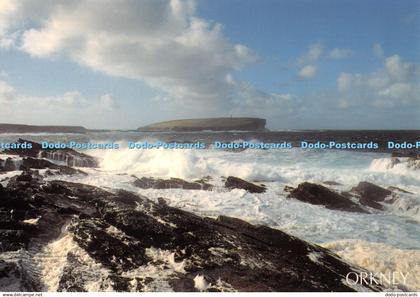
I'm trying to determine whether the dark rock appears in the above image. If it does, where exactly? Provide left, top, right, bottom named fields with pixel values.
left=283, top=185, right=294, bottom=193
left=194, top=176, right=212, bottom=183
left=0, top=158, right=19, bottom=172
left=349, top=182, right=391, bottom=210
left=322, top=181, right=342, bottom=186
left=69, top=218, right=149, bottom=271
left=0, top=260, right=37, bottom=291
left=0, top=171, right=382, bottom=292
left=4, top=139, right=98, bottom=168
left=157, top=197, right=168, bottom=206
left=57, top=253, right=88, bottom=292
left=133, top=177, right=213, bottom=190
left=20, top=157, right=86, bottom=176
left=0, top=229, right=31, bottom=251
left=407, top=157, right=420, bottom=170
left=288, top=182, right=367, bottom=213
left=225, top=176, right=266, bottom=193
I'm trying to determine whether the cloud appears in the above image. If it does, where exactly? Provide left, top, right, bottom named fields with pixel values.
left=336, top=54, right=420, bottom=108
left=372, top=43, right=384, bottom=59
left=216, top=75, right=297, bottom=117
left=296, top=43, right=323, bottom=80
left=328, top=48, right=353, bottom=60
left=0, top=0, right=262, bottom=110
left=297, top=42, right=323, bottom=65
left=0, top=79, right=122, bottom=127
left=299, top=65, right=317, bottom=79
left=100, top=94, right=119, bottom=110
left=0, top=79, right=14, bottom=100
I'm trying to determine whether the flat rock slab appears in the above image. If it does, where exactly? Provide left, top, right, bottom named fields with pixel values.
left=133, top=177, right=213, bottom=190
left=348, top=181, right=392, bottom=210
left=288, top=182, right=367, bottom=213
left=225, top=176, right=266, bottom=193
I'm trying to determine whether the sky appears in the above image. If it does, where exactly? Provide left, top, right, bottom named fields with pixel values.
left=0, top=0, right=419, bottom=130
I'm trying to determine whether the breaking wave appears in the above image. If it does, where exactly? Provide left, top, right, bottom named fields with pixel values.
left=322, top=239, right=420, bottom=291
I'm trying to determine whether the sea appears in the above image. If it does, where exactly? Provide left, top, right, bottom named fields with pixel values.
left=0, top=130, right=419, bottom=291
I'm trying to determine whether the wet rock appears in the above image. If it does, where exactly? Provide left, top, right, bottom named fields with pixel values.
left=194, top=176, right=212, bottom=183
left=133, top=177, right=213, bottom=190
left=0, top=158, right=19, bottom=172
left=4, top=139, right=98, bottom=168
left=225, top=176, right=266, bottom=193
left=288, top=182, right=367, bottom=213
left=349, top=182, right=391, bottom=210
left=69, top=218, right=149, bottom=271
left=283, top=185, right=294, bottom=193
left=157, top=197, right=168, bottom=206
left=20, top=157, right=86, bottom=176
left=322, top=181, right=342, bottom=186
left=57, top=253, right=88, bottom=292
left=0, top=171, right=382, bottom=292
left=0, top=229, right=31, bottom=251
left=407, top=157, right=420, bottom=170
left=0, top=260, right=37, bottom=291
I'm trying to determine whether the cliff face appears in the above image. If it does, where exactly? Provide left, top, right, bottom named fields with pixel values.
left=0, top=124, right=87, bottom=134
left=137, top=117, right=266, bottom=132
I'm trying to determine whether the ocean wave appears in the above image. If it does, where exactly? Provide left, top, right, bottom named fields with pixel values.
left=369, top=157, right=419, bottom=172
left=322, top=239, right=420, bottom=291
left=86, top=148, right=420, bottom=192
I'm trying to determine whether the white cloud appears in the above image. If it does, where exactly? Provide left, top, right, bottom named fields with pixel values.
left=299, top=65, right=317, bottom=79
left=296, top=43, right=322, bottom=80
left=0, top=0, right=260, bottom=109
left=328, top=48, right=353, bottom=60
left=0, top=32, right=16, bottom=49
left=373, top=43, right=384, bottom=59
left=0, top=80, right=86, bottom=108
left=100, top=94, right=119, bottom=110
left=0, top=79, right=14, bottom=93
left=337, top=73, right=353, bottom=91
left=297, top=42, right=323, bottom=65
left=231, top=81, right=296, bottom=116
left=0, top=79, right=121, bottom=127
left=336, top=55, right=420, bottom=108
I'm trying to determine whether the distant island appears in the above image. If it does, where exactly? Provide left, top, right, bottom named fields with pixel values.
left=0, top=124, right=87, bottom=134
left=137, top=117, right=267, bottom=132
left=0, top=118, right=267, bottom=133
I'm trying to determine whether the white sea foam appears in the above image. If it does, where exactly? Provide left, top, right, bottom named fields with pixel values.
left=3, top=138, right=419, bottom=292
left=121, top=247, right=187, bottom=292
left=23, top=217, right=40, bottom=225
left=0, top=170, right=22, bottom=186
left=50, top=147, right=420, bottom=250
left=322, top=240, right=420, bottom=291
left=194, top=275, right=210, bottom=291
left=87, top=148, right=420, bottom=192
left=369, top=157, right=419, bottom=175
left=32, top=227, right=113, bottom=292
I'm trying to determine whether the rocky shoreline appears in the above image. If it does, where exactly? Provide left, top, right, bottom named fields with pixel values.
left=0, top=140, right=414, bottom=292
